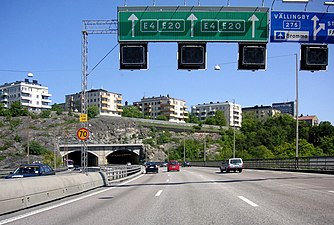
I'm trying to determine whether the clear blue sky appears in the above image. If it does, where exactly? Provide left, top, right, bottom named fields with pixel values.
left=1, top=0, right=333, bottom=123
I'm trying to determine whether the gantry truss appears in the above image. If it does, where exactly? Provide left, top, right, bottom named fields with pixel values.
left=81, top=20, right=117, bottom=173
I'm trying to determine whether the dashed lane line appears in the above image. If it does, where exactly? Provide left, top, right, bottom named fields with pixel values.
left=155, top=190, right=163, bottom=197
left=238, top=196, right=259, bottom=207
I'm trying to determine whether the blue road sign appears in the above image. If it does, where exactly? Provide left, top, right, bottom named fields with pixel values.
left=270, top=11, right=334, bottom=44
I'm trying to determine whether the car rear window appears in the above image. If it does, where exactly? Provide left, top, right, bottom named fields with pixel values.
left=169, top=161, right=178, bottom=165
left=230, top=159, right=242, bottom=164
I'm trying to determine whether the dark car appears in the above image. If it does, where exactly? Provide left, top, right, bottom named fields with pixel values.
left=182, top=161, right=191, bottom=167
left=145, top=162, right=159, bottom=174
left=167, top=160, right=180, bottom=172
left=5, top=163, right=55, bottom=179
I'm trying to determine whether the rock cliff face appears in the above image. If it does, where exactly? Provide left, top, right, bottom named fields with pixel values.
left=0, top=115, right=220, bottom=169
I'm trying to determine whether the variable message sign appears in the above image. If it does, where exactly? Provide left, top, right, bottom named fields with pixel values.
left=118, top=6, right=269, bottom=42
left=271, top=11, right=334, bottom=44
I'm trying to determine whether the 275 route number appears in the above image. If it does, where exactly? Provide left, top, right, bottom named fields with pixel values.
left=77, top=127, right=89, bottom=141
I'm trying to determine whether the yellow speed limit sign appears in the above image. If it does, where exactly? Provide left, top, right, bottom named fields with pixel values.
left=77, top=127, right=89, bottom=141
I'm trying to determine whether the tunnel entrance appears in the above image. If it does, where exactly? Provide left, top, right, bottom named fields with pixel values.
left=107, top=150, right=139, bottom=165
left=65, top=151, right=98, bottom=167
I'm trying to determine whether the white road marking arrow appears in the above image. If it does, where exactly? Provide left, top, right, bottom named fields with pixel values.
left=248, top=14, right=259, bottom=38
left=312, top=15, right=325, bottom=41
left=128, top=14, right=138, bottom=38
left=187, top=13, right=198, bottom=37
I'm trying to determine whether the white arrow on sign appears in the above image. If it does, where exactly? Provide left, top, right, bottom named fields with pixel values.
left=128, top=14, right=138, bottom=37
left=248, top=14, right=259, bottom=38
left=311, top=16, right=325, bottom=41
left=187, top=13, right=198, bottom=37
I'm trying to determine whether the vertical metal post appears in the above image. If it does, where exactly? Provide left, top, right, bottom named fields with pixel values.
left=233, top=100, right=236, bottom=158
left=203, top=135, right=206, bottom=166
left=295, top=53, right=299, bottom=169
left=183, top=129, right=186, bottom=163
left=81, top=30, right=88, bottom=173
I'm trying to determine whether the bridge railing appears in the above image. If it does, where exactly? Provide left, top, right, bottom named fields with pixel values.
left=190, top=156, right=334, bottom=173
left=100, top=165, right=142, bottom=185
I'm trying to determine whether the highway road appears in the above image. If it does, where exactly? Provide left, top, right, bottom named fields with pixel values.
left=1, top=167, right=334, bottom=225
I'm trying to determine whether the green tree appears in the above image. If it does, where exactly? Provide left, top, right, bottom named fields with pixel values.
left=9, top=101, right=28, bottom=117
left=214, top=110, right=227, bottom=127
left=87, top=105, right=99, bottom=119
left=28, top=141, right=48, bottom=155
left=122, top=106, right=143, bottom=118
left=157, top=115, right=168, bottom=121
left=51, top=103, right=64, bottom=115
left=40, top=110, right=51, bottom=118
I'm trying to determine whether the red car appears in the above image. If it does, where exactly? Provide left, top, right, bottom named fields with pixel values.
left=167, top=160, right=180, bottom=172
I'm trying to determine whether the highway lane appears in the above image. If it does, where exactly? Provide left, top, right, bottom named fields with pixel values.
left=0, top=167, right=333, bottom=225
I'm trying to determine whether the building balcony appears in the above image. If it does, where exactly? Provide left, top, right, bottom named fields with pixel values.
left=41, top=99, right=52, bottom=103
left=116, top=108, right=123, bottom=112
left=41, top=93, right=52, bottom=97
left=101, top=100, right=108, bottom=104
left=1, top=98, right=8, bottom=102
left=102, top=106, right=109, bottom=110
left=117, top=97, right=122, bottom=101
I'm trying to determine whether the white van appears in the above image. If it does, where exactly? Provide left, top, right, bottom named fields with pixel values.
left=220, top=158, right=243, bottom=173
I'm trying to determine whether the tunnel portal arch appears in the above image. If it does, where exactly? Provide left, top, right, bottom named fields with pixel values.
left=107, top=150, right=139, bottom=165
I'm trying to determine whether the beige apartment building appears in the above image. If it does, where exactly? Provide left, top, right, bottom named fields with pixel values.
left=0, top=79, right=52, bottom=111
left=133, top=95, right=189, bottom=123
left=191, top=101, right=242, bottom=128
left=65, top=89, right=123, bottom=117
left=242, top=105, right=281, bottom=120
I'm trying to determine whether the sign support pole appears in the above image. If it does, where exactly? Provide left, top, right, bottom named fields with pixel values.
left=81, top=30, right=88, bottom=173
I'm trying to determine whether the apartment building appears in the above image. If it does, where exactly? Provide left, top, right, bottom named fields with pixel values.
left=65, top=89, right=123, bottom=117
left=272, top=101, right=295, bottom=116
left=191, top=101, right=242, bottom=128
left=0, top=79, right=52, bottom=111
left=298, top=115, right=319, bottom=126
left=133, top=95, right=189, bottom=123
left=242, top=105, right=281, bottom=120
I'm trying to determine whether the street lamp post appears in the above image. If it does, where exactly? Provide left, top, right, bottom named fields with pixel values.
left=295, top=53, right=299, bottom=169
left=26, top=72, right=33, bottom=164
left=233, top=100, right=236, bottom=158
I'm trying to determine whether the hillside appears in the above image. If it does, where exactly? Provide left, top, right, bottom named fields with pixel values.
left=0, top=114, right=221, bottom=169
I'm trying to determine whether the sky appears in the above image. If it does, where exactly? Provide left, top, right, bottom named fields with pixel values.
left=1, top=0, right=333, bottom=124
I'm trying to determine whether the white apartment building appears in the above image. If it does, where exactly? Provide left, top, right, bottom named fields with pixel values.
left=133, top=95, right=189, bottom=123
left=65, top=89, right=123, bottom=117
left=0, top=79, right=52, bottom=111
left=191, top=101, right=242, bottom=128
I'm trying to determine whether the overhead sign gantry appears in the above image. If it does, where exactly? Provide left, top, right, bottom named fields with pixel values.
left=118, top=6, right=269, bottom=42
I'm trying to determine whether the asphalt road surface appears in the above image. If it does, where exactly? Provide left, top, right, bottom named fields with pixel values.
left=1, top=167, right=334, bottom=225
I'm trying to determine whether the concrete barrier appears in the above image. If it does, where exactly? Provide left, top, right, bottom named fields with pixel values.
left=0, top=172, right=105, bottom=215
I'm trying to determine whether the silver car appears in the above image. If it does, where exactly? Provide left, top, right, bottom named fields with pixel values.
left=220, top=158, right=243, bottom=173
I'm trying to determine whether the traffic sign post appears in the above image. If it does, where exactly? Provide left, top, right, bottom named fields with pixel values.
left=271, top=11, right=334, bottom=44
left=77, top=127, right=89, bottom=141
left=118, top=6, right=269, bottom=42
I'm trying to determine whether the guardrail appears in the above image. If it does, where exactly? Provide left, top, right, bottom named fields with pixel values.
left=100, top=165, right=143, bottom=185
left=190, top=156, right=334, bottom=173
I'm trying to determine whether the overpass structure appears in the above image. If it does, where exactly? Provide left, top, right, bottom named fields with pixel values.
left=59, top=144, right=145, bottom=166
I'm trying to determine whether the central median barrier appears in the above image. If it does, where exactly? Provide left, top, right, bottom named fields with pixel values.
left=0, top=172, right=105, bottom=215
left=0, top=165, right=143, bottom=215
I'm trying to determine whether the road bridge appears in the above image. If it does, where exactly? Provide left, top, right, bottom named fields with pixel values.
left=59, top=144, right=145, bottom=166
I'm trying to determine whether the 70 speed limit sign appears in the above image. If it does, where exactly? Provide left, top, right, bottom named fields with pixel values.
left=77, top=127, right=89, bottom=141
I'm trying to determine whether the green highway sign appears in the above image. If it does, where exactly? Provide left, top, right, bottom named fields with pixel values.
left=118, top=6, right=269, bottom=42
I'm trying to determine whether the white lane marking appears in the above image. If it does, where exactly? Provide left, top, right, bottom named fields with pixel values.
left=0, top=174, right=145, bottom=225
left=329, top=191, right=334, bottom=194
left=238, top=196, right=259, bottom=207
left=166, top=179, right=170, bottom=182
left=155, top=190, right=163, bottom=197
